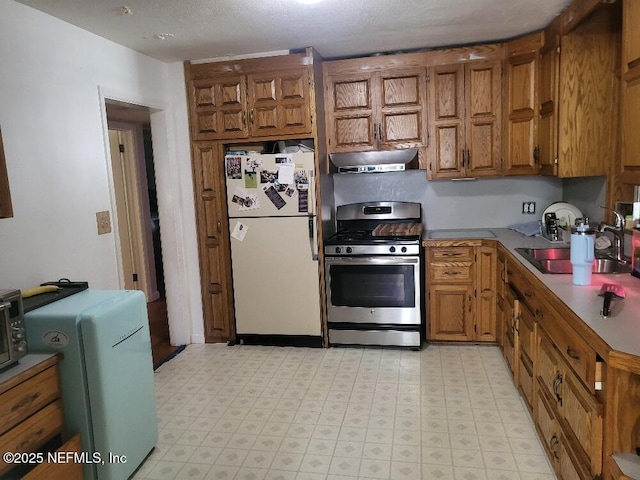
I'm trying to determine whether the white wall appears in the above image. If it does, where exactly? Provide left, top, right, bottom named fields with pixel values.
left=0, top=1, right=200, bottom=345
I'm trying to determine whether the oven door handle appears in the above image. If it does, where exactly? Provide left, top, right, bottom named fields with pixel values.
left=325, top=256, right=419, bottom=266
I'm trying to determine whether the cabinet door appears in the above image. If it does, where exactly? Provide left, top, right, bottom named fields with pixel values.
left=465, top=61, right=502, bottom=177
left=428, top=64, right=465, bottom=178
left=504, top=51, right=539, bottom=175
left=622, top=0, right=640, bottom=170
left=557, top=10, right=617, bottom=178
left=475, top=245, right=496, bottom=341
left=538, top=37, right=559, bottom=176
left=503, top=287, right=519, bottom=381
left=189, top=76, right=248, bottom=140
left=428, top=284, right=474, bottom=341
left=378, top=69, right=427, bottom=149
left=536, top=383, right=560, bottom=470
left=325, top=73, right=376, bottom=152
left=623, top=0, right=640, bottom=78
left=562, top=372, right=603, bottom=476
left=248, top=69, right=311, bottom=137
left=192, top=143, right=235, bottom=342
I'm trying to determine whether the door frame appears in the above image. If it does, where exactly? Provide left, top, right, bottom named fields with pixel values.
left=107, top=122, right=159, bottom=302
left=98, top=84, right=204, bottom=346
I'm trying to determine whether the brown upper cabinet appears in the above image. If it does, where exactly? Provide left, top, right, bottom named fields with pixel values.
left=540, top=9, right=619, bottom=178
left=427, top=58, right=502, bottom=179
left=186, top=54, right=313, bottom=141
left=503, top=33, right=542, bottom=176
left=621, top=0, right=640, bottom=173
left=323, top=56, right=427, bottom=153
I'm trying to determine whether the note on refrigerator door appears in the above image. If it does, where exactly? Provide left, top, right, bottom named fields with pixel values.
left=275, top=154, right=292, bottom=164
left=277, top=163, right=295, bottom=184
left=231, top=221, right=249, bottom=241
left=263, top=184, right=286, bottom=210
left=226, top=156, right=242, bottom=179
left=232, top=186, right=260, bottom=211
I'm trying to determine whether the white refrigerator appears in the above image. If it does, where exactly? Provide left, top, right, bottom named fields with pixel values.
left=225, top=151, right=322, bottom=344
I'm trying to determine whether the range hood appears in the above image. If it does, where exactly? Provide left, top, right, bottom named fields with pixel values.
left=329, top=149, right=418, bottom=173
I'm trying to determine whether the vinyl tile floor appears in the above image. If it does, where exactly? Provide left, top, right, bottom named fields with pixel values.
left=133, top=343, right=556, bottom=480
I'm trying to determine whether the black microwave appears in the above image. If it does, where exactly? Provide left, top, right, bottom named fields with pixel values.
left=0, top=289, right=27, bottom=370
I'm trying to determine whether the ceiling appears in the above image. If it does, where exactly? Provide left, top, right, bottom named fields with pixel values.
left=15, top=0, right=572, bottom=63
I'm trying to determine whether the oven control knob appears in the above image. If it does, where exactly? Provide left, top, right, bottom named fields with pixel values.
left=335, top=247, right=341, bottom=254
left=346, top=247, right=353, bottom=254
left=389, top=246, right=396, bottom=253
left=11, top=327, right=24, bottom=340
left=401, top=247, right=407, bottom=253
left=15, top=341, right=26, bottom=353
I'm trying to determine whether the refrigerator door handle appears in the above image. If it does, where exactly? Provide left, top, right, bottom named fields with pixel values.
left=308, top=215, right=318, bottom=262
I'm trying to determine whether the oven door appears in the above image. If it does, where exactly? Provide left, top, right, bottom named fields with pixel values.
left=325, top=256, right=421, bottom=326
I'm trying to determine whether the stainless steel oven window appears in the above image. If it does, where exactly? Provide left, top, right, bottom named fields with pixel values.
left=328, top=263, right=415, bottom=307
left=325, top=256, right=421, bottom=326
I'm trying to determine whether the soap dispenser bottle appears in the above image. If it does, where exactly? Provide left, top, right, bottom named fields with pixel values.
left=570, top=217, right=596, bottom=285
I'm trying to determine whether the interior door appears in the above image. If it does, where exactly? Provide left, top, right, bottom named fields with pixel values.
left=107, top=127, right=157, bottom=302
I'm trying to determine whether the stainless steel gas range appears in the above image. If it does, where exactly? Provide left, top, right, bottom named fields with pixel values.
left=323, top=201, right=423, bottom=348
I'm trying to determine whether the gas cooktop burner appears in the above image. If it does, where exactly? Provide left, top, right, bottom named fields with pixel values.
left=335, top=231, right=368, bottom=242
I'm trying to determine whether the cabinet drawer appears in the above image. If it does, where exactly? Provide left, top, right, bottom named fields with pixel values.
left=536, top=381, right=559, bottom=465
left=519, top=304, right=535, bottom=363
left=0, top=365, right=60, bottom=436
left=507, top=262, right=538, bottom=311
left=429, top=247, right=474, bottom=263
left=430, top=263, right=474, bottom=283
left=539, top=310, right=596, bottom=393
left=23, top=434, right=83, bottom=480
left=518, top=354, right=534, bottom=413
left=536, top=331, right=559, bottom=407
left=558, top=433, right=592, bottom=480
left=0, top=400, right=64, bottom=475
left=562, top=372, right=603, bottom=476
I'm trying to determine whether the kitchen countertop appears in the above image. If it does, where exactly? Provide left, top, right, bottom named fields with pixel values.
left=424, top=228, right=640, bottom=363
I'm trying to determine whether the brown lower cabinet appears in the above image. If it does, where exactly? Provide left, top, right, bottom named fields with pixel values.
left=497, top=245, right=608, bottom=479
left=425, top=242, right=497, bottom=342
left=0, top=355, right=83, bottom=479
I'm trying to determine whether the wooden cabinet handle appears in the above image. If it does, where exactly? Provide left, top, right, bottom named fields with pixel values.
left=11, top=393, right=39, bottom=412
left=524, top=290, right=534, bottom=298
left=442, top=271, right=462, bottom=276
left=553, top=372, right=563, bottom=406
left=441, top=252, right=463, bottom=257
left=549, top=434, right=560, bottom=459
left=566, top=347, right=580, bottom=361
left=378, top=123, right=383, bottom=140
left=468, top=295, right=472, bottom=312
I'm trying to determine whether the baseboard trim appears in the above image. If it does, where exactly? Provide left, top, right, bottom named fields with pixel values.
left=235, top=334, right=323, bottom=348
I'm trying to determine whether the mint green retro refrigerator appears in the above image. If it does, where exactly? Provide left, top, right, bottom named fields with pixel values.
left=24, top=290, right=157, bottom=480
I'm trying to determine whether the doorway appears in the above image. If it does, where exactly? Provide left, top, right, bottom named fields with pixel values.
left=105, top=101, right=174, bottom=366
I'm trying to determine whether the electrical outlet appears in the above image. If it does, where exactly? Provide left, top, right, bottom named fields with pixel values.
left=96, top=211, right=112, bottom=235
left=522, top=202, right=537, bottom=214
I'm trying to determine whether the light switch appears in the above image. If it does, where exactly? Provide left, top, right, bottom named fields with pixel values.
left=96, top=211, right=112, bottom=235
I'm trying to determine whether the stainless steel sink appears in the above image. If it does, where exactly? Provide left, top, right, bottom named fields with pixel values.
left=515, top=248, right=631, bottom=274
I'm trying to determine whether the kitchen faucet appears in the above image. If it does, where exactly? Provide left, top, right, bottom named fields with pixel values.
left=598, top=206, right=629, bottom=264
